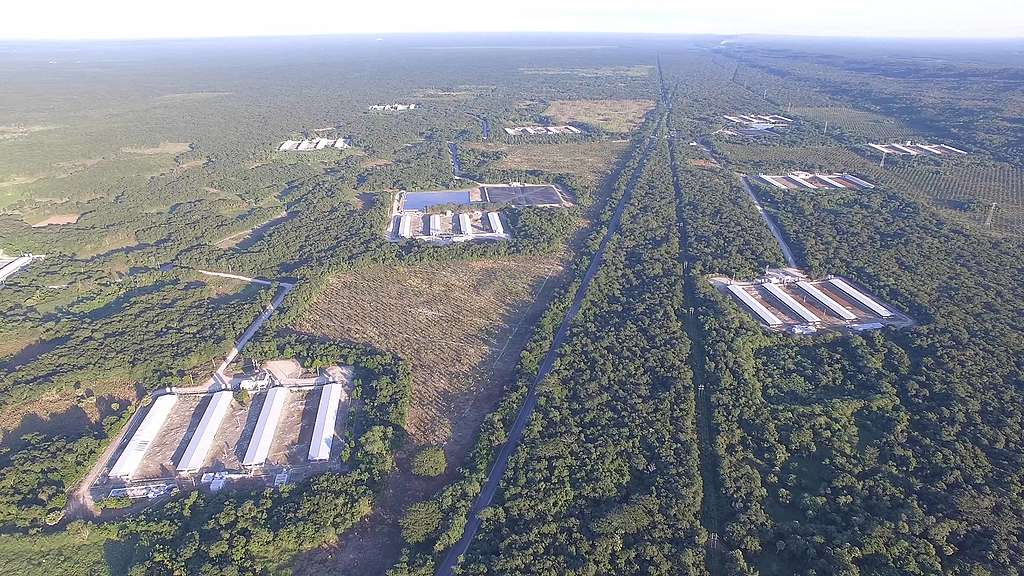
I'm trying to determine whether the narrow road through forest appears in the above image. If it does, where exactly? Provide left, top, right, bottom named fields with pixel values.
left=434, top=117, right=663, bottom=576
left=738, top=175, right=797, bottom=267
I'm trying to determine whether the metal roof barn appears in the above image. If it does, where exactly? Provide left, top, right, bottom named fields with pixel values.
left=829, top=278, right=893, bottom=317
left=308, top=383, right=345, bottom=461
left=838, top=173, right=875, bottom=189
left=487, top=212, right=505, bottom=235
left=109, top=394, right=178, bottom=480
left=242, top=387, right=289, bottom=468
left=796, top=281, right=857, bottom=320
left=763, top=282, right=820, bottom=323
left=398, top=214, right=413, bottom=238
left=0, top=255, right=32, bottom=284
left=458, top=213, right=473, bottom=236
left=727, top=284, right=783, bottom=326
left=176, top=391, right=234, bottom=474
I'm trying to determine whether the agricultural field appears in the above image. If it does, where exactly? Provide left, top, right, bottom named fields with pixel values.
left=543, top=99, right=655, bottom=133
left=790, top=106, right=917, bottom=141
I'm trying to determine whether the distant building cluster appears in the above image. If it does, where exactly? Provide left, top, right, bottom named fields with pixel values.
left=278, top=137, right=349, bottom=152
left=368, top=103, right=417, bottom=111
left=394, top=210, right=508, bottom=244
left=716, top=272, right=908, bottom=335
left=503, top=125, right=583, bottom=136
left=868, top=142, right=967, bottom=156
left=724, top=114, right=792, bottom=128
left=758, top=171, right=875, bottom=191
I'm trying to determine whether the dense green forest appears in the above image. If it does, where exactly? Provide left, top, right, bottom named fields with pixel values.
left=448, top=125, right=706, bottom=575
left=660, top=48, right=1024, bottom=575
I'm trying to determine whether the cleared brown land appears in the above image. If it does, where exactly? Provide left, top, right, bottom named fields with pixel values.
left=298, top=256, right=563, bottom=445
left=29, top=213, right=81, bottom=227
left=293, top=255, right=567, bottom=574
left=544, top=99, right=655, bottom=133
left=469, top=140, right=626, bottom=184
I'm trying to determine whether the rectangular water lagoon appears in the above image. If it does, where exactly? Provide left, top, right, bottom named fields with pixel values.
left=403, top=190, right=472, bottom=211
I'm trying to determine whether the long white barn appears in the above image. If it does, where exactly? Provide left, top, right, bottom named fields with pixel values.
left=763, top=282, right=820, bottom=323
left=308, top=383, right=346, bottom=462
left=727, top=284, right=783, bottom=326
left=0, top=255, right=33, bottom=284
left=176, top=391, right=234, bottom=474
left=796, top=281, right=856, bottom=320
left=242, top=387, right=289, bottom=468
left=109, top=394, right=178, bottom=480
left=829, top=278, right=893, bottom=317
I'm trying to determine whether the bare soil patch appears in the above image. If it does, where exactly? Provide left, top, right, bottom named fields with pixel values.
left=544, top=99, right=655, bottom=133
left=359, top=157, right=392, bottom=169
left=0, top=175, right=44, bottom=188
left=29, top=213, right=81, bottom=227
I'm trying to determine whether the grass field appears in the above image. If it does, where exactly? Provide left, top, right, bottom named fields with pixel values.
left=544, top=99, right=655, bottom=133
left=468, top=140, right=627, bottom=184
left=293, top=255, right=566, bottom=574
left=0, top=523, right=132, bottom=576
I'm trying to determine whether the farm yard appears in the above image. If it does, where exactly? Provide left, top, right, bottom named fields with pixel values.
left=713, top=271, right=912, bottom=334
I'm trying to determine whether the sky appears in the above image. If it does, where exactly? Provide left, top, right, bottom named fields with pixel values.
left=2, top=0, right=1022, bottom=40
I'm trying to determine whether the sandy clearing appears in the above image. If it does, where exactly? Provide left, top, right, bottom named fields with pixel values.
left=29, top=213, right=81, bottom=227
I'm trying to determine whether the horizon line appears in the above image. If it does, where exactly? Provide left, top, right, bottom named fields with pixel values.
left=2, top=30, right=1023, bottom=43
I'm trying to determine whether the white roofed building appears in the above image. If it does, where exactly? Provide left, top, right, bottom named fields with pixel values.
left=176, top=391, right=234, bottom=474
left=109, top=394, right=178, bottom=481
left=308, top=383, right=346, bottom=461
left=242, top=387, right=289, bottom=468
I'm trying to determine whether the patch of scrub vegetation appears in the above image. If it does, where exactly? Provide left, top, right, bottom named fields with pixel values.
left=0, top=522, right=132, bottom=576
left=463, top=140, right=627, bottom=185
left=121, top=142, right=192, bottom=155
left=544, top=99, right=655, bottom=133
left=520, top=65, right=653, bottom=77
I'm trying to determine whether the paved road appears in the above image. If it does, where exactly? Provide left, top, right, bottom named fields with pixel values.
left=738, top=175, right=798, bottom=267
left=435, top=120, right=662, bottom=576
